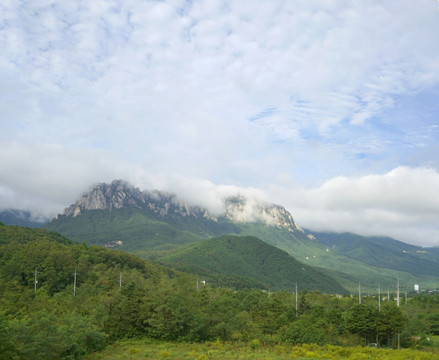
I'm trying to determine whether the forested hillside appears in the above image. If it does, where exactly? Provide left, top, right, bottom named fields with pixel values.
left=2, top=222, right=439, bottom=359
left=313, top=231, right=439, bottom=276
left=44, top=180, right=439, bottom=293
left=154, top=235, right=346, bottom=293
left=46, top=207, right=242, bottom=251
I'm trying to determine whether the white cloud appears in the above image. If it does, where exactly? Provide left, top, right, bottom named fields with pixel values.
left=1, top=139, right=438, bottom=247
left=1, top=1, right=439, bottom=246
left=273, top=167, right=439, bottom=247
left=3, top=0, right=439, bottom=145
left=0, top=142, right=132, bottom=216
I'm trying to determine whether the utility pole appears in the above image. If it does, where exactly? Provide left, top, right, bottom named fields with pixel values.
left=295, top=282, right=298, bottom=316
left=396, top=278, right=400, bottom=350
left=73, top=269, right=77, bottom=297
left=358, top=282, right=362, bottom=304
left=119, top=271, right=122, bottom=291
left=34, top=269, right=38, bottom=292
left=378, top=284, right=381, bottom=312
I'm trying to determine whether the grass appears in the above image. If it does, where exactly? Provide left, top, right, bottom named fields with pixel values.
left=84, top=339, right=439, bottom=360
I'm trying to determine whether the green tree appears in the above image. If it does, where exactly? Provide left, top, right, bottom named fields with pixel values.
left=6, top=311, right=106, bottom=360
left=297, top=292, right=311, bottom=316
left=252, top=294, right=289, bottom=335
left=104, top=282, right=150, bottom=339
left=346, top=303, right=378, bottom=346
left=0, top=312, right=15, bottom=359
left=376, top=302, right=407, bottom=346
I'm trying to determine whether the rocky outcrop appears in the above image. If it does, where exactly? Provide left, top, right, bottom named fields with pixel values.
left=224, top=196, right=303, bottom=233
left=62, top=180, right=145, bottom=217
left=61, top=180, right=215, bottom=220
left=59, top=180, right=304, bottom=234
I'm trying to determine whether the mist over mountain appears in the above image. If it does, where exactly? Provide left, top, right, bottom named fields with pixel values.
left=42, top=179, right=439, bottom=292
left=55, top=179, right=305, bottom=235
left=0, top=209, right=49, bottom=228
left=40, top=180, right=349, bottom=292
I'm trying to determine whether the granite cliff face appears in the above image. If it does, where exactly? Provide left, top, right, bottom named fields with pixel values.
left=61, top=180, right=143, bottom=216
left=61, top=180, right=214, bottom=220
left=223, top=196, right=304, bottom=233
left=59, top=180, right=303, bottom=233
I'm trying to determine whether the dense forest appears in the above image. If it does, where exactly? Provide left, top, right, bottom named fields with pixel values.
left=1, top=222, right=439, bottom=359
left=152, top=235, right=346, bottom=293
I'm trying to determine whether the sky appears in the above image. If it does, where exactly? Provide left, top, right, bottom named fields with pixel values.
left=1, top=0, right=439, bottom=246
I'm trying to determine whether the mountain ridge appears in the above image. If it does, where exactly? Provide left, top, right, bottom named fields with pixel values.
left=56, top=179, right=306, bottom=235
left=44, top=179, right=439, bottom=292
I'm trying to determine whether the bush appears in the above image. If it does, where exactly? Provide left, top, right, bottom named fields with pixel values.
left=7, top=312, right=107, bottom=360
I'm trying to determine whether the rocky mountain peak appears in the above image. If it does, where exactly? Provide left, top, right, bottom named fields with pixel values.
left=60, top=180, right=215, bottom=220
left=224, top=195, right=303, bottom=233
left=58, top=180, right=304, bottom=234
left=61, top=180, right=144, bottom=217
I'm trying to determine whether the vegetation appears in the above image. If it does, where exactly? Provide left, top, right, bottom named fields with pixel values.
left=46, top=209, right=347, bottom=292
left=45, top=207, right=439, bottom=292
left=155, top=235, right=346, bottom=293
left=45, top=208, right=205, bottom=251
left=83, top=340, right=439, bottom=360
left=2, top=223, right=439, bottom=359
left=312, top=232, right=439, bottom=277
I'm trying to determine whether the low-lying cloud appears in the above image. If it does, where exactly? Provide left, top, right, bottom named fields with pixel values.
left=272, top=167, right=439, bottom=247
left=1, top=1, right=439, bottom=247
left=1, top=147, right=438, bottom=247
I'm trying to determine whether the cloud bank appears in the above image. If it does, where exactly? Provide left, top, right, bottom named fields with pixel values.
left=272, top=167, right=439, bottom=247
left=1, top=1, right=439, bottom=246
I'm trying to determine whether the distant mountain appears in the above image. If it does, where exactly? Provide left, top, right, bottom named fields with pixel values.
left=312, top=231, right=439, bottom=277
left=156, top=235, right=347, bottom=294
left=56, top=179, right=304, bottom=232
left=46, top=180, right=311, bottom=251
left=45, top=180, right=439, bottom=292
left=0, top=209, right=48, bottom=228
left=60, top=180, right=215, bottom=220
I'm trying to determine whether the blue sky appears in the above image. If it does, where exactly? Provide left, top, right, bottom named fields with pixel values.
left=1, top=0, right=439, bottom=246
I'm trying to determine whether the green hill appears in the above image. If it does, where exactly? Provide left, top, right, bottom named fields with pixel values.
left=45, top=210, right=345, bottom=293
left=0, top=222, right=189, bottom=359
left=312, top=232, right=439, bottom=277
left=156, top=235, right=346, bottom=294
left=3, top=223, right=439, bottom=359
left=46, top=207, right=439, bottom=292
left=0, top=221, right=179, bottom=296
left=46, top=207, right=243, bottom=252
left=43, top=180, right=439, bottom=293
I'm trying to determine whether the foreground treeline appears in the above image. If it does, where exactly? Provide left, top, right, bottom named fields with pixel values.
left=1, top=223, right=439, bottom=359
